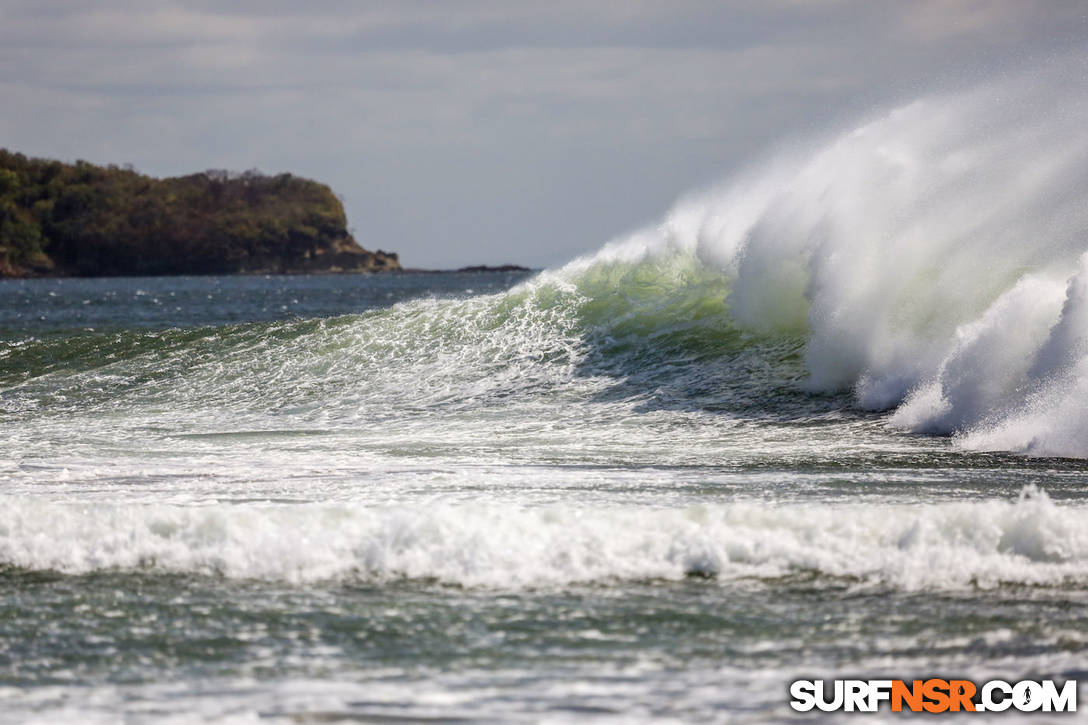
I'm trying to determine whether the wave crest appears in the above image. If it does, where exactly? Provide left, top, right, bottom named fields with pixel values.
left=2, top=488, right=1086, bottom=590
left=552, top=60, right=1088, bottom=456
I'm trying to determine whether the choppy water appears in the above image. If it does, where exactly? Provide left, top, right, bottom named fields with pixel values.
left=5, top=64, right=1088, bottom=722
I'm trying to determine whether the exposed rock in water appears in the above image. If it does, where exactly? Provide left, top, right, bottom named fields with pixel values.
left=0, top=149, right=400, bottom=277
left=454, top=264, right=531, bottom=273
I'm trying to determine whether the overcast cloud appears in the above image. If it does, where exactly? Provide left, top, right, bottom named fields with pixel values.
left=1, top=1, right=1086, bottom=267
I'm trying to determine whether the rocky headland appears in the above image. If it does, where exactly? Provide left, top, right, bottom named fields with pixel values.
left=0, top=149, right=399, bottom=277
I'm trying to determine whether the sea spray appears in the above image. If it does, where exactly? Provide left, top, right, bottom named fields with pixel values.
left=541, top=60, right=1088, bottom=456
left=4, top=68, right=1088, bottom=462
left=6, top=62, right=1088, bottom=725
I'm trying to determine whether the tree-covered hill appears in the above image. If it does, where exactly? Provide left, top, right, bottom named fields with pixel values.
left=0, top=150, right=399, bottom=277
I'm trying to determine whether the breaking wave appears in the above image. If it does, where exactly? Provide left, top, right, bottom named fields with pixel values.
left=2, top=488, right=1086, bottom=589
left=4, top=62, right=1088, bottom=458
left=545, top=58, right=1088, bottom=457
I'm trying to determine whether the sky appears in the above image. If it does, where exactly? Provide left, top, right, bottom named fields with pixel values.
left=1, top=1, right=1086, bottom=269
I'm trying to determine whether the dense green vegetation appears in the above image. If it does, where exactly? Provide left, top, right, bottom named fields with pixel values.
left=0, top=149, right=398, bottom=276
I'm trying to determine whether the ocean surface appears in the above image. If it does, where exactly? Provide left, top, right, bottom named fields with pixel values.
left=5, top=74, right=1088, bottom=723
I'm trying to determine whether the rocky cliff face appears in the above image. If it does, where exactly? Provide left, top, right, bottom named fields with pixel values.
left=0, top=149, right=400, bottom=277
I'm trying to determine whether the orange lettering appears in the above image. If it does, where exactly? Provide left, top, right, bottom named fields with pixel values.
left=892, top=680, right=924, bottom=712
left=948, top=680, right=976, bottom=712
left=922, top=679, right=951, bottom=713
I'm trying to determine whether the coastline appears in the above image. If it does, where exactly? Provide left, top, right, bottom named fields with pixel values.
left=0, top=264, right=535, bottom=280
left=0, top=150, right=400, bottom=278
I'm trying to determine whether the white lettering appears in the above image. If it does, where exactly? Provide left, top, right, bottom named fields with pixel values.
left=815, top=680, right=844, bottom=712
left=868, top=680, right=893, bottom=711
left=1042, top=680, right=1077, bottom=712
left=789, top=680, right=817, bottom=712
left=1013, top=681, right=1043, bottom=712
left=982, top=680, right=1012, bottom=712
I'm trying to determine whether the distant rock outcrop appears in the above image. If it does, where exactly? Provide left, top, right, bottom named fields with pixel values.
left=0, top=149, right=399, bottom=277
left=455, top=264, right=531, bottom=273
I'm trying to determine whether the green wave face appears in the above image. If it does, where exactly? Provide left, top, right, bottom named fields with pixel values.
left=0, top=246, right=802, bottom=421
left=8, top=63, right=1088, bottom=460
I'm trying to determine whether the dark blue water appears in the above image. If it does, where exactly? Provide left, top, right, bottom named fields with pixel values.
left=0, top=271, right=534, bottom=334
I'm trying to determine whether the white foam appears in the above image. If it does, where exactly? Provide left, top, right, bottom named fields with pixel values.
left=7, top=66, right=1088, bottom=463
left=553, top=57, right=1088, bottom=457
left=2, top=488, right=1086, bottom=589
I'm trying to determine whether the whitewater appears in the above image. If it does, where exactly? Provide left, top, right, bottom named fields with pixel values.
left=3, top=64, right=1088, bottom=722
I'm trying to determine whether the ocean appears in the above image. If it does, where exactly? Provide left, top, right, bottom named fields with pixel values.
left=4, top=77, right=1088, bottom=723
